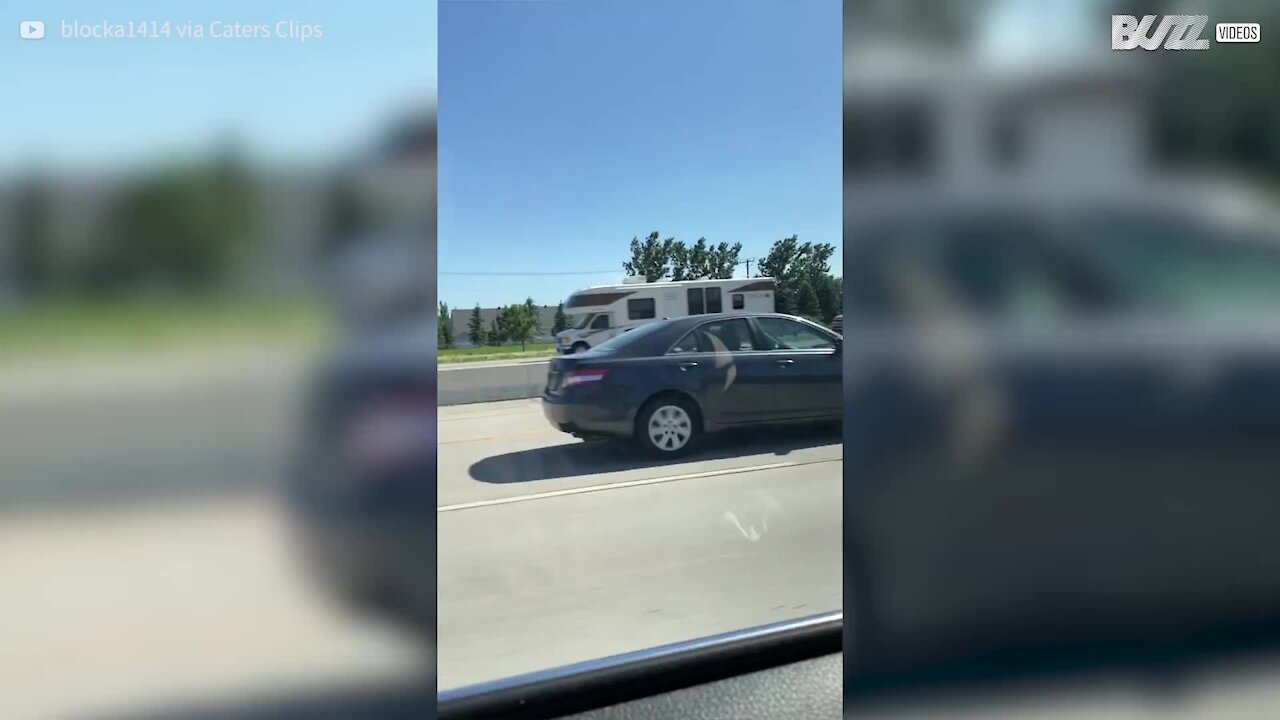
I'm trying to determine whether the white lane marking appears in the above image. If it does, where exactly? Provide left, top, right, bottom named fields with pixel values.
left=437, top=457, right=840, bottom=513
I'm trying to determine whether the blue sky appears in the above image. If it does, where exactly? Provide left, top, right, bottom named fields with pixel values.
left=439, top=0, right=841, bottom=309
left=1, top=0, right=436, bottom=169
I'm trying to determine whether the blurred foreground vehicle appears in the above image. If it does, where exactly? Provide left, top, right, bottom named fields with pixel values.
left=844, top=182, right=1280, bottom=679
left=543, top=313, right=842, bottom=456
left=287, top=236, right=437, bottom=639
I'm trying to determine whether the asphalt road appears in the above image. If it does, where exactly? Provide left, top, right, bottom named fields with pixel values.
left=2, top=355, right=840, bottom=706
left=0, top=353, right=304, bottom=514
left=437, top=398, right=843, bottom=691
left=0, top=355, right=429, bottom=718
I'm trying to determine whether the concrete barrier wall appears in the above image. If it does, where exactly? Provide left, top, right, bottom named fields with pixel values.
left=438, top=360, right=550, bottom=406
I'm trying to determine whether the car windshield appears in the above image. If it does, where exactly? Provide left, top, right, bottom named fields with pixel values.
left=434, top=0, right=842, bottom=699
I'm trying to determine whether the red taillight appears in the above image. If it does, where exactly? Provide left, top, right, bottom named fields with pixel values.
left=563, top=368, right=609, bottom=388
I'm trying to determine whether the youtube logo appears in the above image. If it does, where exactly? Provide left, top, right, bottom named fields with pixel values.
left=20, top=20, right=45, bottom=40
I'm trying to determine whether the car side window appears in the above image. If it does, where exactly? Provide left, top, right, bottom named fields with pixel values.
left=1079, top=210, right=1280, bottom=321
left=851, top=212, right=1116, bottom=325
left=668, top=329, right=702, bottom=355
left=940, top=216, right=1094, bottom=324
left=697, top=318, right=756, bottom=352
left=756, top=317, right=835, bottom=350
left=591, top=314, right=611, bottom=330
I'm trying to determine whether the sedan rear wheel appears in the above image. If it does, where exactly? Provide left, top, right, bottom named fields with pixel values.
left=637, top=398, right=699, bottom=456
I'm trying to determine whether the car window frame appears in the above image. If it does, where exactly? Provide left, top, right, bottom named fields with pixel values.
left=665, top=316, right=763, bottom=356
left=1066, top=205, right=1280, bottom=322
left=751, top=316, right=840, bottom=352
left=847, top=206, right=1124, bottom=324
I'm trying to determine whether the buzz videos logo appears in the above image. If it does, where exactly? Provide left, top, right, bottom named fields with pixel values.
left=1113, top=15, right=1260, bottom=50
left=1113, top=15, right=1209, bottom=50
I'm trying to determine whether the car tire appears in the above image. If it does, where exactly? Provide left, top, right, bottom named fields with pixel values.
left=571, top=342, right=590, bottom=354
left=635, top=396, right=700, bottom=457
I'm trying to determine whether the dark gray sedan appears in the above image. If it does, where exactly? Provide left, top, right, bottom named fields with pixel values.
left=542, top=313, right=842, bottom=456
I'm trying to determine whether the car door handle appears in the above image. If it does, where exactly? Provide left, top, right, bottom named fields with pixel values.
left=776, top=359, right=795, bottom=367
left=679, top=362, right=699, bottom=371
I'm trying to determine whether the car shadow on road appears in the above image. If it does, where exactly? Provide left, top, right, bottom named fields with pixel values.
left=469, top=423, right=841, bottom=484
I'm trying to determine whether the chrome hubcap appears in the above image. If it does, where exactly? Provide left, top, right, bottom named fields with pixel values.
left=648, top=405, right=692, bottom=451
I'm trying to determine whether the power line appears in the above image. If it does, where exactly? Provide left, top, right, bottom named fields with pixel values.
left=442, top=257, right=760, bottom=278
left=439, top=269, right=619, bottom=276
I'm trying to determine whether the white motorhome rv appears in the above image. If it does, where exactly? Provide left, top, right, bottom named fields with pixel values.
left=555, top=277, right=776, bottom=353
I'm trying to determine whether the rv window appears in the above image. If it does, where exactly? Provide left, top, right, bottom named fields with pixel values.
left=627, top=298, right=656, bottom=320
left=732, top=293, right=744, bottom=310
left=687, top=288, right=705, bottom=315
left=706, top=287, right=722, bottom=313
left=590, top=314, right=611, bottom=330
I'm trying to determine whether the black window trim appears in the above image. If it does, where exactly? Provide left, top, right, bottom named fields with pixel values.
left=662, top=315, right=839, bottom=356
left=438, top=611, right=841, bottom=720
left=749, top=315, right=840, bottom=354
left=665, top=316, right=763, bottom=356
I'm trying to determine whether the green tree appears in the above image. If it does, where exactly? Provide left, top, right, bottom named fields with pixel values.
left=658, top=237, right=743, bottom=281
left=816, top=275, right=842, bottom=325
left=486, top=317, right=503, bottom=346
left=672, top=238, right=709, bottom=280
left=438, top=302, right=454, bottom=349
left=523, top=297, right=541, bottom=337
left=553, top=302, right=569, bottom=334
left=707, top=241, right=743, bottom=279
left=12, top=175, right=55, bottom=299
left=89, top=158, right=258, bottom=292
left=468, top=304, right=484, bottom=346
left=494, top=307, right=511, bottom=344
left=758, top=235, right=837, bottom=317
left=847, top=0, right=993, bottom=49
left=322, top=172, right=369, bottom=256
left=623, top=232, right=675, bottom=282
left=757, top=235, right=803, bottom=313
left=796, top=280, right=821, bottom=321
left=501, top=302, right=539, bottom=351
